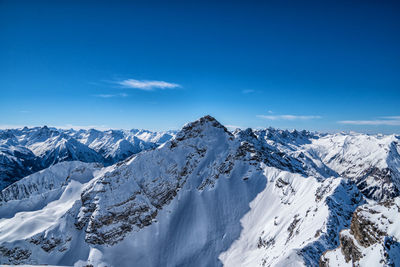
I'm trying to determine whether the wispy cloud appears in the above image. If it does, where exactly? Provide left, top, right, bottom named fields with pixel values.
left=94, top=93, right=128, bottom=98
left=242, top=89, right=255, bottom=94
left=338, top=116, right=400, bottom=126
left=257, top=114, right=322, bottom=120
left=381, top=116, right=400, bottom=120
left=117, top=79, right=181, bottom=91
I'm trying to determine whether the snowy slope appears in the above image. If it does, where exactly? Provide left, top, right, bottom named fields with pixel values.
left=220, top=168, right=363, bottom=267
left=0, top=116, right=399, bottom=266
left=0, top=161, right=103, bottom=217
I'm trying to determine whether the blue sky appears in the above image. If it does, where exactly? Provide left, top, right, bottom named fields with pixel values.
left=1, top=0, right=400, bottom=133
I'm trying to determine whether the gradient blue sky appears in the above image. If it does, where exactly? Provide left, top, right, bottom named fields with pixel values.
left=1, top=0, right=400, bottom=133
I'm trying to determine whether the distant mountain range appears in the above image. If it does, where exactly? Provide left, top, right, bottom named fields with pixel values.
left=0, top=126, right=175, bottom=189
left=0, top=116, right=399, bottom=266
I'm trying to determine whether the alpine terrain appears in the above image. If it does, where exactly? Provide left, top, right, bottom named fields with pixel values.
left=0, top=116, right=399, bottom=266
left=0, top=126, right=175, bottom=190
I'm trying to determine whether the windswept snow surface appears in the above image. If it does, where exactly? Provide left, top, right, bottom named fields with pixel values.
left=0, top=161, right=103, bottom=218
left=220, top=168, right=362, bottom=267
left=0, top=180, right=83, bottom=243
left=0, top=116, right=399, bottom=266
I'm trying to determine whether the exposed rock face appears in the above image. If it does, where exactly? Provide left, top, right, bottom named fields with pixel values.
left=320, top=197, right=400, bottom=266
left=0, top=246, right=31, bottom=264
left=75, top=115, right=241, bottom=246
left=350, top=206, right=388, bottom=248
left=339, top=233, right=362, bottom=263
left=76, top=167, right=162, bottom=245
left=29, top=234, right=71, bottom=253
left=235, top=128, right=310, bottom=175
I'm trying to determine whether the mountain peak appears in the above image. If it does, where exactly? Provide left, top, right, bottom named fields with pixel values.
left=185, top=115, right=227, bottom=131
left=201, top=114, right=218, bottom=122
left=174, top=115, right=231, bottom=142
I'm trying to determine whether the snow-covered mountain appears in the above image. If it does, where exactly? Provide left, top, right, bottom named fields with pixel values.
left=0, top=116, right=399, bottom=266
left=0, top=131, right=40, bottom=189
left=0, top=127, right=175, bottom=190
left=247, top=128, right=400, bottom=201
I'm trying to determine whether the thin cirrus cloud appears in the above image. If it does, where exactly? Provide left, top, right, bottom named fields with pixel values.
left=338, top=116, right=400, bottom=126
left=257, top=114, right=322, bottom=120
left=117, top=79, right=181, bottom=91
left=94, top=93, right=128, bottom=98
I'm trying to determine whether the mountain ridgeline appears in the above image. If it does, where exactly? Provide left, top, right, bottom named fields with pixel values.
left=0, top=115, right=399, bottom=266
left=0, top=126, right=175, bottom=189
